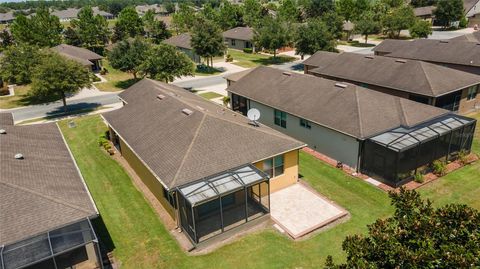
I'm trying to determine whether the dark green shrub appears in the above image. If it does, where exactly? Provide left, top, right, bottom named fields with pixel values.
left=414, top=172, right=424, bottom=183
left=459, top=16, right=468, bottom=28
left=225, top=54, right=233, bottom=62
left=243, top=48, right=253, bottom=53
left=458, top=149, right=469, bottom=165
left=432, top=160, right=447, bottom=176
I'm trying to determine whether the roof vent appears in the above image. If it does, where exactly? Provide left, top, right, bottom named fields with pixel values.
left=335, top=83, right=348, bottom=89
left=395, top=59, right=407, bottom=63
left=182, top=108, right=194, bottom=116
left=282, top=71, right=292, bottom=76
left=157, top=94, right=166, bottom=100
left=14, top=153, right=24, bottom=160
left=439, top=40, right=449, bottom=43
left=364, top=55, right=374, bottom=59
left=0, top=129, right=6, bottom=134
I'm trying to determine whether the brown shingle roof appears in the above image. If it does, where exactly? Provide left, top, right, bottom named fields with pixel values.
left=223, top=27, right=254, bottom=41
left=375, top=39, right=480, bottom=67
left=163, top=33, right=193, bottom=50
left=0, top=112, right=14, bottom=126
left=307, top=51, right=480, bottom=97
left=102, top=79, right=305, bottom=189
left=226, top=66, right=449, bottom=139
left=372, top=39, right=413, bottom=55
left=224, top=68, right=254, bottom=82
left=451, top=31, right=480, bottom=42
left=52, top=44, right=103, bottom=66
left=414, top=6, right=435, bottom=17
left=0, top=114, right=97, bottom=245
left=302, top=51, right=339, bottom=68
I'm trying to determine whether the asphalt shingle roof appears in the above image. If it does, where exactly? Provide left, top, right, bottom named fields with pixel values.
left=163, top=33, right=193, bottom=50
left=307, top=51, right=480, bottom=97
left=52, top=44, right=103, bottom=66
left=102, top=79, right=305, bottom=189
left=226, top=66, right=449, bottom=139
left=0, top=115, right=97, bottom=245
left=223, top=27, right=254, bottom=41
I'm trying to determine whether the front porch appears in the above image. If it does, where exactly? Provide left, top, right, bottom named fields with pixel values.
left=177, top=165, right=270, bottom=244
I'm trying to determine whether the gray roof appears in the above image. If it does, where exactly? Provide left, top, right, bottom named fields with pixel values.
left=464, top=0, right=480, bottom=14
left=223, top=27, right=254, bottom=41
left=0, top=11, right=14, bottom=22
left=102, top=79, right=305, bottom=189
left=372, top=39, right=414, bottom=54
left=342, top=21, right=354, bottom=31
left=0, top=114, right=97, bottom=245
left=307, top=51, right=480, bottom=97
left=224, top=68, right=254, bottom=82
left=52, top=44, right=103, bottom=66
left=375, top=39, right=480, bottom=68
left=163, top=33, right=192, bottom=50
left=451, top=30, right=480, bottom=42
left=0, top=112, right=14, bottom=126
left=226, top=66, right=449, bottom=139
left=50, top=7, right=112, bottom=20
left=414, top=6, right=435, bottom=17
left=302, top=51, right=339, bottom=68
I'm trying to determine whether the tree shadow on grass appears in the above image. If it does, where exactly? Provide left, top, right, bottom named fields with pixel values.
left=252, top=56, right=296, bottom=66
left=15, top=92, right=61, bottom=107
left=114, top=78, right=140, bottom=90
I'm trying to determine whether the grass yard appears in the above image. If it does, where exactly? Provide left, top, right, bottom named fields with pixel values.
left=0, top=85, right=31, bottom=109
left=59, top=113, right=480, bottom=269
left=228, top=49, right=296, bottom=68
left=198, top=91, right=223, bottom=100
left=95, top=59, right=137, bottom=92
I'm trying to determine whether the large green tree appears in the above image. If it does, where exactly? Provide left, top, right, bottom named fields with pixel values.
left=409, top=19, right=432, bottom=38
left=294, top=18, right=337, bottom=59
left=336, top=0, right=371, bottom=22
left=354, top=12, right=382, bottom=43
left=0, top=44, right=42, bottom=85
left=10, top=7, right=62, bottom=47
left=31, top=52, right=91, bottom=112
left=243, top=0, right=264, bottom=27
left=172, top=3, right=197, bottom=33
left=70, top=6, right=110, bottom=52
left=326, top=189, right=480, bottom=268
left=191, top=18, right=226, bottom=67
left=254, top=16, right=291, bottom=58
left=0, top=29, right=14, bottom=50
left=143, top=10, right=171, bottom=44
left=434, top=0, right=464, bottom=28
left=217, top=1, right=244, bottom=30
left=139, top=43, right=194, bottom=82
left=278, top=0, right=301, bottom=23
left=108, top=37, right=151, bottom=79
left=113, top=6, right=144, bottom=41
left=303, top=0, right=335, bottom=18
left=383, top=5, right=416, bottom=38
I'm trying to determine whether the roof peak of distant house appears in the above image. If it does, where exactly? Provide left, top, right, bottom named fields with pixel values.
left=163, top=33, right=192, bottom=49
left=223, top=26, right=254, bottom=41
left=52, top=44, right=103, bottom=66
left=0, top=113, right=97, bottom=245
left=102, top=79, right=305, bottom=189
left=226, top=66, right=449, bottom=139
left=306, top=51, right=480, bottom=97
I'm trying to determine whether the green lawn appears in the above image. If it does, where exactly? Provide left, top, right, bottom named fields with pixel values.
left=58, top=113, right=480, bottom=269
left=198, top=91, right=223, bottom=100
left=228, top=49, right=296, bottom=68
left=95, top=59, right=137, bottom=92
left=0, top=84, right=57, bottom=109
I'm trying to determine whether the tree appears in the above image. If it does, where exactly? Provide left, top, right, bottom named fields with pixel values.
left=191, top=18, right=225, bottom=67
left=139, top=43, right=194, bottom=82
left=113, top=6, right=144, bottom=41
left=0, top=44, right=42, bottom=85
left=70, top=6, right=110, bottom=52
left=164, top=0, right=176, bottom=14
left=434, top=0, right=464, bottom=28
left=336, top=0, right=356, bottom=22
left=10, top=7, right=62, bottom=47
left=304, top=0, right=335, bottom=18
left=216, top=1, right=244, bottom=30
left=172, top=3, right=197, bottom=33
left=381, top=0, right=405, bottom=8
left=278, top=0, right=300, bottom=23
left=243, top=0, right=264, bottom=27
left=143, top=10, right=171, bottom=44
left=0, top=29, right=14, bottom=50
left=31, top=53, right=91, bottom=112
left=383, top=5, right=416, bottom=38
left=254, top=16, right=291, bottom=58
left=64, top=27, right=82, bottom=46
left=109, top=38, right=151, bottom=79
left=354, top=12, right=382, bottom=43
left=409, top=19, right=432, bottom=38
left=411, top=0, right=437, bottom=7
left=326, top=189, right=480, bottom=268
left=321, top=12, right=345, bottom=39
left=294, top=18, right=337, bottom=59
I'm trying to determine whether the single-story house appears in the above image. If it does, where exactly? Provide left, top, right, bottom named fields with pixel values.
left=0, top=113, right=102, bottom=269
left=226, top=66, right=477, bottom=187
left=342, top=21, right=354, bottom=40
left=0, top=11, right=14, bottom=24
left=52, top=44, right=103, bottom=71
left=223, top=27, right=255, bottom=51
left=163, top=33, right=201, bottom=63
left=465, top=0, right=480, bottom=25
left=373, top=39, right=480, bottom=75
left=413, top=5, right=435, bottom=22
left=51, top=7, right=113, bottom=21
left=102, top=79, right=305, bottom=245
left=304, top=51, right=480, bottom=114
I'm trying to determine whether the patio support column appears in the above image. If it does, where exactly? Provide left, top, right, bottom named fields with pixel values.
left=267, top=180, right=271, bottom=212
left=219, top=196, right=224, bottom=232
left=94, top=239, right=105, bottom=269
left=447, top=129, right=454, bottom=160
left=191, top=206, right=198, bottom=243
left=244, top=186, right=248, bottom=223
left=259, top=183, right=261, bottom=206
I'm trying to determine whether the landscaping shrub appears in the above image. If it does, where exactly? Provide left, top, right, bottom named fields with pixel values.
left=414, top=171, right=424, bottom=183
left=225, top=54, right=233, bottom=62
left=243, top=48, right=253, bottom=54
left=0, top=87, right=9, bottom=96
left=458, top=149, right=469, bottom=165
left=223, top=96, right=230, bottom=107
left=100, top=68, right=108, bottom=75
left=432, top=160, right=447, bottom=176
left=91, top=74, right=101, bottom=82
left=459, top=16, right=468, bottom=28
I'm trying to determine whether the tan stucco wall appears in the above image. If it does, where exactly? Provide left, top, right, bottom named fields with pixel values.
left=118, top=136, right=176, bottom=219
left=458, top=87, right=480, bottom=114
left=254, top=150, right=299, bottom=193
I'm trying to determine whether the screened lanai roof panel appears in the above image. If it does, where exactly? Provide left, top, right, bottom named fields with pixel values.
left=369, top=115, right=476, bottom=151
left=178, top=164, right=267, bottom=206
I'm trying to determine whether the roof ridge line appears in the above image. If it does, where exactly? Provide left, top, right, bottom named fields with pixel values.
left=419, top=61, right=436, bottom=96
left=354, top=87, right=364, bottom=138
left=0, top=180, right=94, bottom=215
left=397, top=98, right=409, bottom=126
left=170, top=113, right=207, bottom=188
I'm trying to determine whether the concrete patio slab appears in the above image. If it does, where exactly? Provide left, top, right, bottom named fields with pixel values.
left=270, top=183, right=348, bottom=239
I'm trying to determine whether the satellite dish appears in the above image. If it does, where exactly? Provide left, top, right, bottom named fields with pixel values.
left=247, top=108, right=261, bottom=121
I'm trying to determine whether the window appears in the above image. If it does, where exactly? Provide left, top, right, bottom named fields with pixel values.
left=262, top=155, right=284, bottom=178
left=467, top=85, right=478, bottom=100
left=274, top=109, right=287, bottom=128
left=300, top=118, right=311, bottom=129
left=231, top=39, right=236, bottom=46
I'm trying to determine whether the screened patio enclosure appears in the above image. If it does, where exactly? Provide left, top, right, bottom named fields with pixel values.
left=361, top=115, right=476, bottom=187
left=0, top=219, right=102, bottom=269
left=177, top=164, right=270, bottom=244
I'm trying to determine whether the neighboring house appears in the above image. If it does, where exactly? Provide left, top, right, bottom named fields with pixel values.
left=226, top=66, right=477, bottom=187
left=0, top=113, right=103, bottom=269
left=102, top=79, right=305, bottom=245
left=52, top=44, right=103, bottom=71
left=304, top=51, right=480, bottom=114
left=373, top=39, right=480, bottom=76
left=163, top=33, right=201, bottom=63
left=342, top=21, right=354, bottom=41
left=413, top=6, right=435, bottom=22
left=465, top=0, right=480, bottom=25
left=135, top=4, right=170, bottom=16
left=51, top=7, right=113, bottom=21
left=0, top=11, right=14, bottom=24
left=223, top=27, right=255, bottom=51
